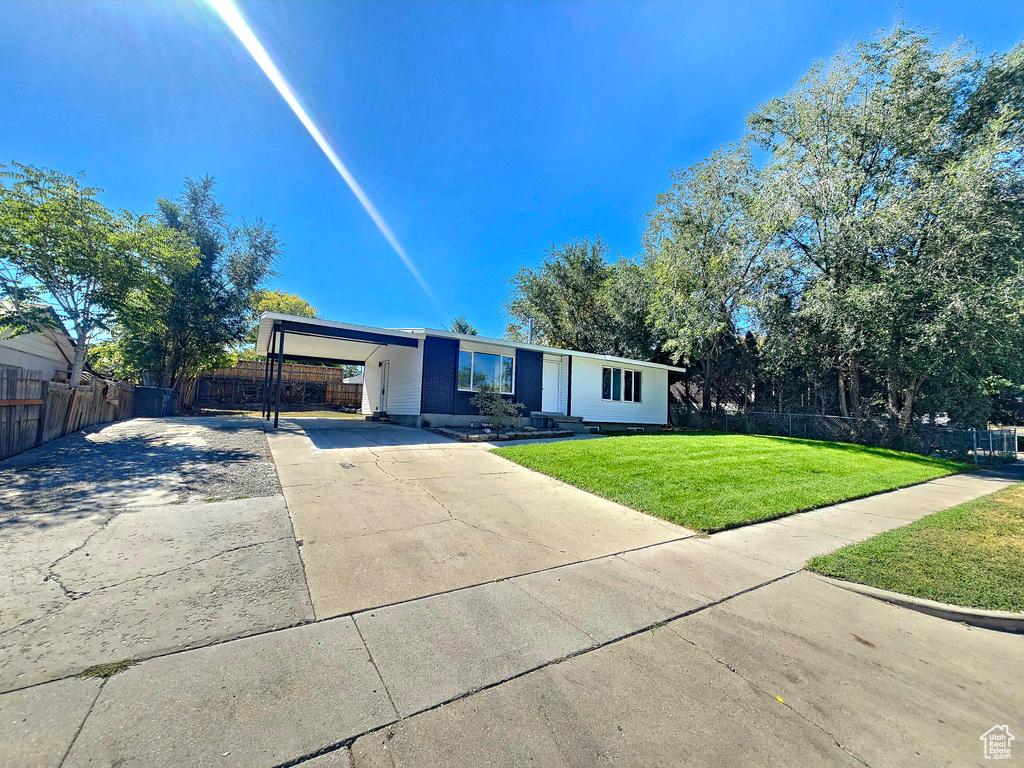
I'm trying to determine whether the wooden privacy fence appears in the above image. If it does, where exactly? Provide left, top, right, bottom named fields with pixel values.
left=197, top=376, right=362, bottom=408
left=0, top=365, right=135, bottom=461
left=210, top=359, right=354, bottom=383
left=198, top=361, right=362, bottom=408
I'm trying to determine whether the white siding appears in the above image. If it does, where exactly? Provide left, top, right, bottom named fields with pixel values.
left=569, top=355, right=668, bottom=424
left=0, top=332, right=71, bottom=380
left=361, top=343, right=423, bottom=416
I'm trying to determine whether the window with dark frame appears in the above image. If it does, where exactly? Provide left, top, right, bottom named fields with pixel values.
left=601, top=366, right=642, bottom=403
left=457, top=347, right=515, bottom=394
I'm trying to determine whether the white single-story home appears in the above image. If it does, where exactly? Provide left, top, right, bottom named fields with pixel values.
left=255, top=313, right=684, bottom=429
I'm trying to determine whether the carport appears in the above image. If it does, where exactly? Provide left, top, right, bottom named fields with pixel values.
left=255, top=313, right=420, bottom=427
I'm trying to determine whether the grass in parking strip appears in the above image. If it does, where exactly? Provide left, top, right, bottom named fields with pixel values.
left=808, top=482, right=1024, bottom=612
left=491, top=432, right=965, bottom=533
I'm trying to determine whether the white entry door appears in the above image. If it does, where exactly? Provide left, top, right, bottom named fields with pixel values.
left=379, top=360, right=389, bottom=412
left=541, top=360, right=560, bottom=413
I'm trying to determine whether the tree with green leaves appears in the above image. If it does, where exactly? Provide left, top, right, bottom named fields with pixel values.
left=447, top=316, right=478, bottom=335
left=246, top=289, right=319, bottom=346
left=0, top=163, right=196, bottom=386
left=644, top=145, right=776, bottom=413
left=504, top=236, right=659, bottom=359
left=749, top=26, right=1024, bottom=427
left=505, top=237, right=613, bottom=353
left=110, top=176, right=280, bottom=396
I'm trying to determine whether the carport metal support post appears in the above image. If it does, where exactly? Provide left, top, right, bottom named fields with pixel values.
left=264, top=325, right=276, bottom=421
left=266, top=354, right=274, bottom=421
left=265, top=325, right=277, bottom=421
left=274, top=328, right=285, bottom=428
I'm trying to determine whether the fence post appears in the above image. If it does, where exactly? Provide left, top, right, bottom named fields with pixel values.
left=725, top=413, right=729, bottom=433
left=972, top=429, right=978, bottom=465
left=788, top=413, right=792, bottom=438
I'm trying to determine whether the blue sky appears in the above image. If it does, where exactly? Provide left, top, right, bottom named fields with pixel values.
left=2, top=1, right=1023, bottom=337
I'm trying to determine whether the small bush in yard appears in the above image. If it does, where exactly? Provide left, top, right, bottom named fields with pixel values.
left=470, top=388, right=525, bottom=432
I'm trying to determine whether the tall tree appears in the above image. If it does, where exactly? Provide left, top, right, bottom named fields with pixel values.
left=113, top=176, right=280, bottom=395
left=505, top=236, right=657, bottom=358
left=505, top=237, right=614, bottom=353
left=0, top=164, right=195, bottom=386
left=750, top=27, right=1024, bottom=427
left=644, top=146, right=776, bottom=413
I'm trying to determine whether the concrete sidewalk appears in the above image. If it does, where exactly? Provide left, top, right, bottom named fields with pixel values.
left=9, top=458, right=1019, bottom=768
left=351, top=572, right=1024, bottom=768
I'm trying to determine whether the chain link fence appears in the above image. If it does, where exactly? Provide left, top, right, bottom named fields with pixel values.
left=668, top=405, right=1018, bottom=464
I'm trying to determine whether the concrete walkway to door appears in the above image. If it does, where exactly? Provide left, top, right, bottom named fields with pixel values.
left=266, top=419, right=689, bottom=618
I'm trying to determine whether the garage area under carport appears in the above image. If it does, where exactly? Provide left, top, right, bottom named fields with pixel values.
left=255, top=313, right=422, bottom=427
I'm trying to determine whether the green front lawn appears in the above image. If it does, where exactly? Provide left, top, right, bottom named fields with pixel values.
left=492, top=432, right=965, bottom=533
left=807, top=483, right=1024, bottom=612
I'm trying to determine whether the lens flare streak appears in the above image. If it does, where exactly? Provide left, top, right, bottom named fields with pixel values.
left=207, top=0, right=438, bottom=307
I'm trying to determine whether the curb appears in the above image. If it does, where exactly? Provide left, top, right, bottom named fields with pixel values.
left=811, top=574, right=1024, bottom=634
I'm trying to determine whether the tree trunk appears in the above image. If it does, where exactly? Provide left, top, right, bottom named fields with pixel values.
left=69, top=332, right=88, bottom=387
left=838, top=371, right=849, bottom=418
left=887, top=374, right=925, bottom=431
left=700, top=360, right=713, bottom=414
left=899, top=376, right=924, bottom=430
left=849, top=363, right=862, bottom=419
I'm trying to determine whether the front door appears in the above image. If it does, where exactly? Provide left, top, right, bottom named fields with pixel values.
left=541, top=360, right=560, bottom=413
left=379, top=360, right=389, bottom=413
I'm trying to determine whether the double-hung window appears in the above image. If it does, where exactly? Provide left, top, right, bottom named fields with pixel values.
left=458, top=348, right=514, bottom=394
left=602, top=366, right=642, bottom=403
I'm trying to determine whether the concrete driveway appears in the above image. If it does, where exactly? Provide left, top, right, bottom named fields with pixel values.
left=0, top=417, right=313, bottom=693
left=267, top=419, right=687, bottom=617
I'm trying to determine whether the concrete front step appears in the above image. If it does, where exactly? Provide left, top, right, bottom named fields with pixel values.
left=529, top=412, right=583, bottom=423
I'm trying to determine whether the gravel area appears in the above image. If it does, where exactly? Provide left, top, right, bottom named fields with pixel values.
left=0, top=416, right=280, bottom=527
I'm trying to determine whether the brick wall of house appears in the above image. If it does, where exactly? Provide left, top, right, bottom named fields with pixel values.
left=420, top=335, right=542, bottom=417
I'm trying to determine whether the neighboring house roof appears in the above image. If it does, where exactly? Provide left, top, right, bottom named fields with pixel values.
left=256, top=312, right=686, bottom=373
left=343, top=373, right=364, bottom=384
left=0, top=303, right=77, bottom=371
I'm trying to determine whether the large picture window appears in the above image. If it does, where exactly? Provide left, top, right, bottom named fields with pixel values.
left=602, top=366, right=642, bottom=403
left=458, top=348, right=514, bottom=394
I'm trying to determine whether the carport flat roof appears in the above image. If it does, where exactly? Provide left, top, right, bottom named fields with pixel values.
left=256, top=312, right=685, bottom=372
left=256, top=313, right=421, bottom=365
